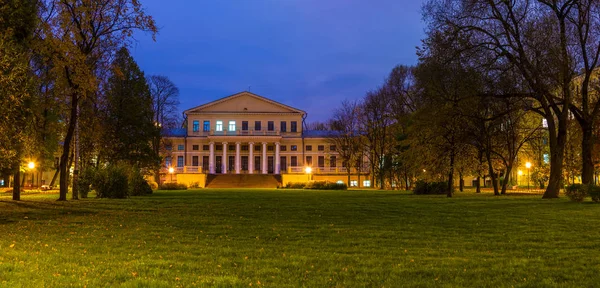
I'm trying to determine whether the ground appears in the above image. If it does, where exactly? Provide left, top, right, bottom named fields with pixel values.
left=0, top=189, right=599, bottom=287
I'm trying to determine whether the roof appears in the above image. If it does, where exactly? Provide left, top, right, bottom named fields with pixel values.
left=304, top=130, right=340, bottom=138
left=184, top=91, right=306, bottom=115
left=162, top=128, right=187, bottom=137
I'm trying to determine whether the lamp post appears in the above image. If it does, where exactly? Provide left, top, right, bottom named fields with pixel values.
left=525, top=162, right=532, bottom=191
left=305, top=166, right=312, bottom=181
left=27, top=161, right=35, bottom=188
left=168, top=167, right=174, bottom=183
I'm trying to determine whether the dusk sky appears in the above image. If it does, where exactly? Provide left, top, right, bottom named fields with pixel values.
left=132, top=0, right=427, bottom=122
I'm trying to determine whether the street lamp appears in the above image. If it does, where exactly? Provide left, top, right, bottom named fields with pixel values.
left=305, top=166, right=312, bottom=181
left=27, top=161, right=35, bottom=188
left=168, top=167, right=174, bottom=183
left=525, top=162, right=532, bottom=191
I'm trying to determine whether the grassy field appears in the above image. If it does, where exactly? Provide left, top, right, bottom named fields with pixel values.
left=0, top=189, right=599, bottom=287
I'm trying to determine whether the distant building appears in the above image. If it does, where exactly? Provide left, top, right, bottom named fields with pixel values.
left=162, top=91, right=370, bottom=188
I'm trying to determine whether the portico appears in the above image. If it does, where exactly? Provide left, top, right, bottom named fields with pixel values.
left=207, top=137, right=282, bottom=175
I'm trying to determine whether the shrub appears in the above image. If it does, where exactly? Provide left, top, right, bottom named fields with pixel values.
left=305, top=181, right=348, bottom=190
left=285, top=182, right=306, bottom=189
left=77, top=166, right=96, bottom=198
left=148, top=181, right=158, bottom=190
left=565, top=184, right=587, bottom=202
left=413, top=180, right=448, bottom=195
left=587, top=185, right=600, bottom=203
left=159, top=182, right=188, bottom=190
left=93, top=164, right=129, bottom=199
left=129, top=168, right=153, bottom=196
left=189, top=182, right=200, bottom=188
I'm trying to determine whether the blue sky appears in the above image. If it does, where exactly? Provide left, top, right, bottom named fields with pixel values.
left=132, top=0, right=426, bottom=122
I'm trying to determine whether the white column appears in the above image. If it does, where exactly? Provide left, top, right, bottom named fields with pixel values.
left=235, top=142, right=241, bottom=174
left=222, top=142, right=228, bottom=174
left=275, top=142, right=280, bottom=174
left=248, top=142, right=254, bottom=174
left=209, top=142, right=215, bottom=174
left=262, top=142, right=268, bottom=174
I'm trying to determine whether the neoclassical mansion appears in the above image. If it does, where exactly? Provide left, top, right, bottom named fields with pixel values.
left=162, top=91, right=370, bottom=188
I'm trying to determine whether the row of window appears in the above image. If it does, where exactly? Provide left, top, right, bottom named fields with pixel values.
left=165, top=155, right=338, bottom=168
left=192, top=120, right=298, bottom=133
left=167, top=144, right=337, bottom=152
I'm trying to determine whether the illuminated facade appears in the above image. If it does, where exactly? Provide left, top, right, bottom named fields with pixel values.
left=162, top=91, right=370, bottom=187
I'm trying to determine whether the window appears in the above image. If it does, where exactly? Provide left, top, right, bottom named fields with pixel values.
left=280, top=121, right=287, bottom=132
left=178, top=144, right=184, bottom=151
left=216, top=145, right=222, bottom=151
left=165, top=156, right=172, bottom=168
left=216, top=121, right=223, bottom=131
left=203, top=121, right=210, bottom=132
left=192, top=156, right=199, bottom=166
left=268, top=121, right=274, bottom=131
left=330, top=145, right=336, bottom=151
left=255, top=145, right=261, bottom=151
left=306, top=145, right=312, bottom=151
left=193, top=120, right=199, bottom=132
left=291, top=145, right=297, bottom=151
left=318, top=156, right=325, bottom=168
left=242, top=121, right=248, bottom=131
left=318, top=145, right=324, bottom=151
left=291, top=156, right=297, bottom=167
left=330, top=156, right=337, bottom=167
left=177, top=156, right=184, bottom=167
left=229, top=120, right=236, bottom=131
left=337, top=180, right=345, bottom=185
left=280, top=145, right=287, bottom=151
left=228, top=145, right=235, bottom=151
left=242, top=145, right=249, bottom=151
left=203, top=145, right=209, bottom=151
left=291, top=121, right=297, bottom=132
left=306, top=156, right=313, bottom=166
left=255, top=121, right=261, bottom=131
left=192, top=145, right=199, bottom=151
left=165, top=145, right=172, bottom=151
left=350, top=180, right=358, bottom=187
left=268, top=146, right=274, bottom=151
left=363, top=180, right=371, bottom=187
left=542, top=118, right=548, bottom=128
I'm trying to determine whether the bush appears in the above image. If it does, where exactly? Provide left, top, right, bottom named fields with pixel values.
left=148, top=181, right=158, bottom=190
left=413, top=180, right=448, bottom=195
left=285, top=182, right=306, bottom=189
left=589, top=185, right=600, bottom=203
left=129, top=168, right=152, bottom=196
left=189, top=182, right=200, bottom=188
left=93, top=164, right=129, bottom=199
left=159, top=182, right=188, bottom=190
left=306, top=181, right=348, bottom=190
left=77, top=166, right=96, bottom=198
left=565, top=184, right=587, bottom=202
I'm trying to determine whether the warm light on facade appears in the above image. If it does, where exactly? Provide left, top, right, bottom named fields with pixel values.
left=518, top=170, right=523, bottom=176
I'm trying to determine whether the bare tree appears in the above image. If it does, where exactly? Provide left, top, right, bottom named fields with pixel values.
left=328, top=100, right=362, bottom=187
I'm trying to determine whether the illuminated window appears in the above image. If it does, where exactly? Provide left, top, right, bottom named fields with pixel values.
left=350, top=180, right=358, bottom=187
left=229, top=121, right=236, bottom=131
left=216, top=121, right=223, bottom=131
left=193, top=120, right=199, bottom=132
left=177, top=156, right=184, bottom=167
left=363, top=180, right=371, bottom=187
left=542, top=118, right=548, bottom=128
left=203, top=121, right=210, bottom=132
left=178, top=144, right=184, bottom=151
left=337, top=180, right=344, bottom=184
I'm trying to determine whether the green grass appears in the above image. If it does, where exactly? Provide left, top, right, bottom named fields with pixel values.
left=0, top=189, right=599, bottom=287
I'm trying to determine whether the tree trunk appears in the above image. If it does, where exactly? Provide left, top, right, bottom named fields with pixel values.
left=12, top=166, right=20, bottom=201
left=485, top=148, right=499, bottom=195
left=49, top=168, right=59, bottom=187
left=59, top=92, right=79, bottom=201
left=581, top=124, right=594, bottom=185
left=543, top=124, right=566, bottom=198
left=459, top=171, right=464, bottom=192
left=476, top=176, right=481, bottom=193
left=500, top=164, right=513, bottom=195
left=447, top=149, right=455, bottom=198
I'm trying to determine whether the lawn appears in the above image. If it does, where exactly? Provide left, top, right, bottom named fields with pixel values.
left=0, top=189, right=599, bottom=287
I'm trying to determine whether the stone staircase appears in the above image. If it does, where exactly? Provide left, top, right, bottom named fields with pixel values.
left=205, top=174, right=282, bottom=188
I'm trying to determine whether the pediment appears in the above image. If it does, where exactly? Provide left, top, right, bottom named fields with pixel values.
left=185, top=91, right=305, bottom=114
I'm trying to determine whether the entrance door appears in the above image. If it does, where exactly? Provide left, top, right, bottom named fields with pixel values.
left=229, top=156, right=235, bottom=172
left=216, top=156, right=222, bottom=174
left=268, top=156, right=274, bottom=174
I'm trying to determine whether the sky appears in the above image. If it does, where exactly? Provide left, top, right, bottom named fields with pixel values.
left=132, top=0, right=427, bottom=122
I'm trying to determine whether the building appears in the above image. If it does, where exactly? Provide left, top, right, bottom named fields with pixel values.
left=162, top=91, right=370, bottom=188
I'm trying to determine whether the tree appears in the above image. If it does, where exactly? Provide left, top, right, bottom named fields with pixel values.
left=102, top=47, right=158, bottom=167
left=328, top=100, right=362, bottom=187
left=38, top=0, right=156, bottom=201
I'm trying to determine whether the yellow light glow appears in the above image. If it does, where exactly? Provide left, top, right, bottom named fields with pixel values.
left=305, top=167, right=312, bottom=174
left=423, top=169, right=426, bottom=173
left=168, top=167, right=174, bottom=174
left=525, top=162, right=532, bottom=169
left=518, top=170, right=523, bottom=176
left=28, top=162, right=35, bottom=170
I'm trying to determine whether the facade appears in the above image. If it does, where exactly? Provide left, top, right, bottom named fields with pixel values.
left=162, top=91, right=370, bottom=187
